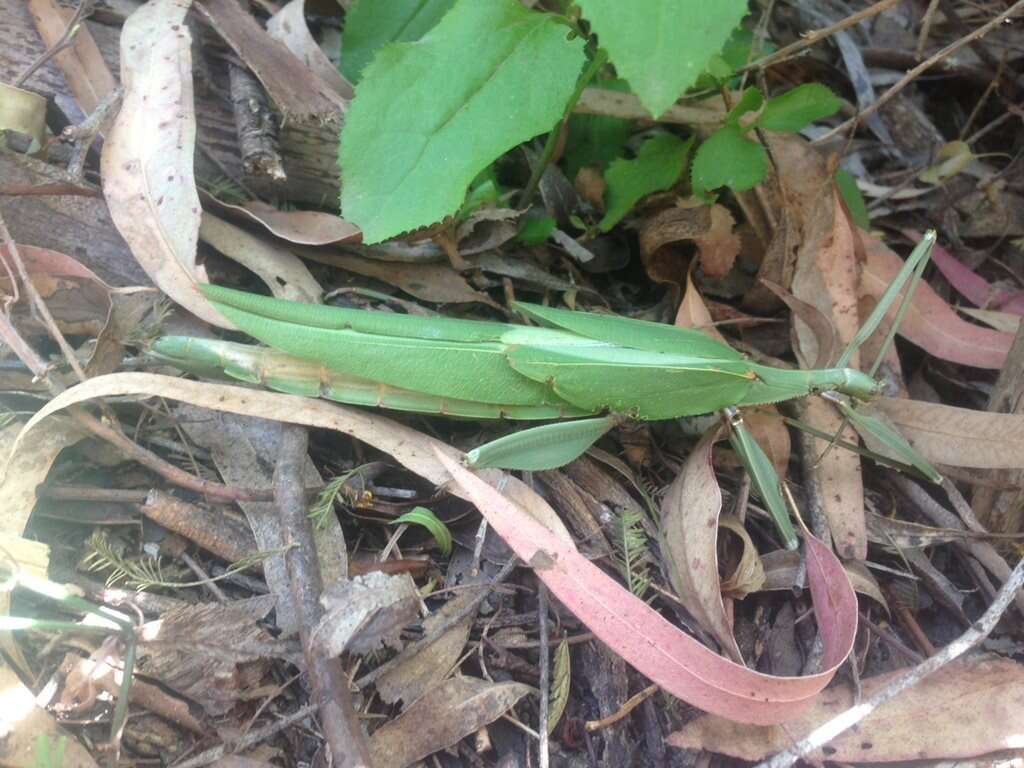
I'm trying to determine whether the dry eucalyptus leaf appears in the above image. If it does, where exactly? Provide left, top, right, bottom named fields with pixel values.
left=760, top=549, right=887, bottom=610
left=668, top=655, right=1024, bottom=762
left=266, top=0, right=354, bottom=100
left=864, top=398, right=1024, bottom=469
left=659, top=425, right=743, bottom=663
left=314, top=571, right=420, bottom=656
left=375, top=591, right=478, bottom=706
left=100, top=0, right=228, bottom=327
left=206, top=197, right=361, bottom=246
left=199, top=212, right=322, bottom=303
left=717, top=516, right=765, bottom=600
left=369, top=676, right=532, bottom=768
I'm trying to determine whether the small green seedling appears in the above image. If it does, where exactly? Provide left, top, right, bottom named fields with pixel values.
left=151, top=234, right=940, bottom=550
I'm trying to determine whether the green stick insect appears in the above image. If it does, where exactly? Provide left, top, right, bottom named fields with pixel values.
left=152, top=233, right=941, bottom=549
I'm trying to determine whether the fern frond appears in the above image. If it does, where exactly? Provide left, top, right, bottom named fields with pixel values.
left=309, top=463, right=374, bottom=528
left=612, top=509, right=651, bottom=597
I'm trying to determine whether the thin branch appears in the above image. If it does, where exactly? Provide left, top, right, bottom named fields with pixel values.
left=739, top=0, right=906, bottom=73
left=813, top=0, right=1024, bottom=145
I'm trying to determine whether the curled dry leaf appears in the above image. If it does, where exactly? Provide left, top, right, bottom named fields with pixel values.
left=639, top=202, right=741, bottom=285
left=860, top=231, right=1013, bottom=369
left=206, top=197, right=361, bottom=246
left=863, top=397, right=1024, bottom=470
left=266, top=0, right=354, bottom=101
left=369, top=677, right=532, bottom=768
left=437, top=450, right=858, bottom=725
left=659, top=425, right=743, bottom=663
left=0, top=243, right=112, bottom=339
left=668, top=655, right=1024, bottom=762
left=717, top=517, right=766, bottom=600
left=100, top=0, right=228, bottom=327
left=198, top=213, right=322, bottom=303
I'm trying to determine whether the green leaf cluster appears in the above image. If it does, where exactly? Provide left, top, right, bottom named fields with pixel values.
left=340, top=0, right=586, bottom=243
left=337, top=0, right=841, bottom=245
left=692, top=83, right=841, bottom=197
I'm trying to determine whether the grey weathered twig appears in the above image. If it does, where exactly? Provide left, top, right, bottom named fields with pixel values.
left=755, top=555, right=1024, bottom=768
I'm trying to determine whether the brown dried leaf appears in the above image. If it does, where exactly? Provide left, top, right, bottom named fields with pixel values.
left=313, top=571, right=419, bottom=656
left=266, top=0, right=354, bottom=100
left=675, top=271, right=727, bottom=342
left=207, top=197, right=361, bottom=246
left=199, top=213, right=322, bottom=302
left=303, top=248, right=496, bottom=305
left=668, top=655, right=1024, bottom=762
left=197, top=0, right=344, bottom=120
left=135, top=596, right=296, bottom=716
left=790, top=187, right=866, bottom=561
left=717, top=517, right=766, bottom=599
left=639, top=202, right=740, bottom=283
left=375, top=592, right=478, bottom=707
left=659, top=425, right=743, bottom=662
left=369, top=677, right=532, bottom=768
left=863, top=397, right=1024, bottom=469
left=0, top=243, right=112, bottom=339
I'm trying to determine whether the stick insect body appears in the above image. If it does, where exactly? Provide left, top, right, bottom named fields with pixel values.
left=152, top=233, right=940, bottom=551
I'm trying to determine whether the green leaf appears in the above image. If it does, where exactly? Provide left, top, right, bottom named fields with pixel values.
left=575, top=0, right=749, bottom=117
left=340, top=0, right=586, bottom=243
left=755, top=83, right=841, bottom=133
left=727, top=413, right=797, bottom=549
left=564, top=79, right=633, bottom=178
left=598, top=133, right=692, bottom=231
left=392, top=506, right=453, bottom=556
left=691, top=125, right=767, bottom=196
left=835, top=169, right=870, bottom=229
left=340, top=0, right=456, bottom=84
left=547, top=636, right=571, bottom=734
left=518, top=214, right=557, bottom=245
left=466, top=416, right=616, bottom=471
left=724, top=86, right=764, bottom=126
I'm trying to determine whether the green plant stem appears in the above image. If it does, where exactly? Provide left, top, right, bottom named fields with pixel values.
left=518, top=48, right=609, bottom=207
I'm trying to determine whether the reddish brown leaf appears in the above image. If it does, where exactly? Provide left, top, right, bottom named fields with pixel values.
left=860, top=231, right=1013, bottom=369
left=437, top=451, right=857, bottom=725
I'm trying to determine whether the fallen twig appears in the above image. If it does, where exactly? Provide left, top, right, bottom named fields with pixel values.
left=755, top=554, right=1024, bottom=768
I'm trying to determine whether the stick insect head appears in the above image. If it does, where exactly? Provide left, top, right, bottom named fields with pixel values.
left=833, top=368, right=882, bottom=401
